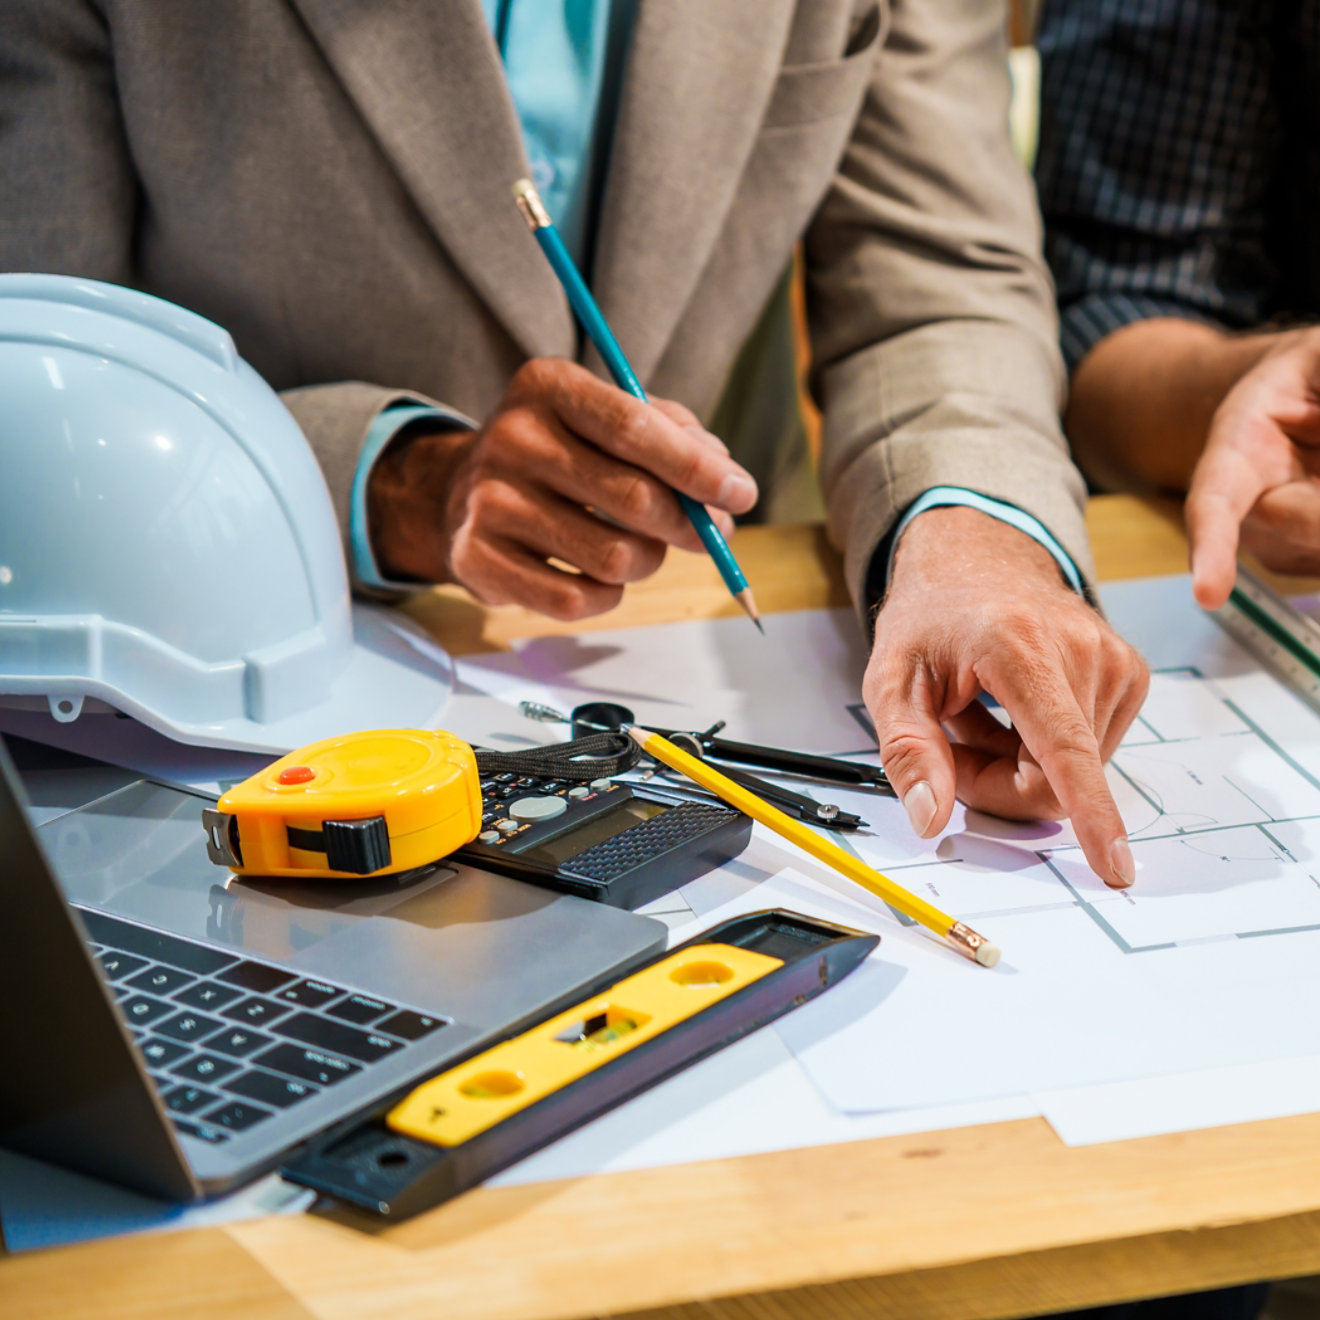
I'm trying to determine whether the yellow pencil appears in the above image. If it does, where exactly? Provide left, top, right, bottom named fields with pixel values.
left=627, top=726, right=1001, bottom=968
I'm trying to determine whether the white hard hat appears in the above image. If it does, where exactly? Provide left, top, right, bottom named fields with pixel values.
left=0, top=274, right=453, bottom=753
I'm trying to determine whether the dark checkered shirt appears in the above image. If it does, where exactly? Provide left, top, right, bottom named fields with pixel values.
left=1036, top=0, right=1320, bottom=371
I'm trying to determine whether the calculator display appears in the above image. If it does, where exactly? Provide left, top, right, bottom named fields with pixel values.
left=514, top=798, right=666, bottom=865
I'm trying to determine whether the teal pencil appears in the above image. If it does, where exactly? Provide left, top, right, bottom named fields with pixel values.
left=513, top=179, right=763, bottom=633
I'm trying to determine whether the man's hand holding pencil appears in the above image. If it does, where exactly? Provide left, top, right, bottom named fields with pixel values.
left=367, top=356, right=758, bottom=619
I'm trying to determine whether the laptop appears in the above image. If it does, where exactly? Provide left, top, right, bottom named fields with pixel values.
left=0, top=734, right=666, bottom=1202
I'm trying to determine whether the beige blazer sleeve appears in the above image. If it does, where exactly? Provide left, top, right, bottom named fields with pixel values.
left=807, top=0, right=1093, bottom=606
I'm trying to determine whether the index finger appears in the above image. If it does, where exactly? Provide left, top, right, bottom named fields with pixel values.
left=1186, top=433, right=1267, bottom=611
left=522, top=361, right=758, bottom=513
left=982, top=656, right=1133, bottom=888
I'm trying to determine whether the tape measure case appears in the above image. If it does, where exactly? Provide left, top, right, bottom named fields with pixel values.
left=205, top=730, right=482, bottom=879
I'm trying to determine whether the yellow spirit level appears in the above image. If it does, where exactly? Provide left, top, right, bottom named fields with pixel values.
left=282, top=910, right=878, bottom=1218
left=202, top=729, right=482, bottom=879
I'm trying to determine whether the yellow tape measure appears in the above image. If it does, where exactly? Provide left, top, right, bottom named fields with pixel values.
left=386, top=941, right=783, bottom=1146
left=202, top=729, right=482, bottom=879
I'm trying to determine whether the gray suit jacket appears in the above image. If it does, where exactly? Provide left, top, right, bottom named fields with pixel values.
left=0, top=0, right=1090, bottom=607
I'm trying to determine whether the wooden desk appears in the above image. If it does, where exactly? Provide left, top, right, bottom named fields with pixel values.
left=9, top=494, right=1320, bottom=1320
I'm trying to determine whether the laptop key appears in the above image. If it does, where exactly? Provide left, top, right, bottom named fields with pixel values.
left=171, top=1052, right=241, bottom=1084
left=216, top=961, right=296, bottom=995
left=208, top=1026, right=274, bottom=1059
left=155, top=1009, right=224, bottom=1043
left=172, top=1117, right=230, bottom=1144
left=119, top=994, right=175, bottom=1026
left=275, top=979, right=345, bottom=1010
left=76, top=909, right=238, bottom=976
left=174, top=980, right=244, bottom=1012
left=138, top=1036, right=191, bottom=1069
left=202, top=1100, right=273, bottom=1132
left=377, top=1009, right=447, bottom=1042
left=227, top=1069, right=319, bottom=1109
left=123, top=965, right=197, bottom=997
left=326, top=993, right=394, bottom=1026
left=162, top=1084, right=219, bottom=1115
left=254, top=1043, right=362, bottom=1087
left=222, top=996, right=291, bottom=1028
left=96, top=950, right=149, bottom=981
left=275, top=1012, right=402, bottom=1063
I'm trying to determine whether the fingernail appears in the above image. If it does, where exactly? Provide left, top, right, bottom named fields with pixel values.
left=717, top=472, right=757, bottom=509
left=1108, top=837, right=1135, bottom=888
left=685, top=424, right=729, bottom=454
left=903, top=781, right=938, bottom=838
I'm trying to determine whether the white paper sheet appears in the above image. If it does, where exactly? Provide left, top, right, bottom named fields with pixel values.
left=746, top=576, right=1320, bottom=1124
left=1036, top=1055, right=1320, bottom=1146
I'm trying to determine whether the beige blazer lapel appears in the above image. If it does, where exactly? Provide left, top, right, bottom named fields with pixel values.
left=288, top=0, right=575, bottom=360
left=591, top=0, right=796, bottom=387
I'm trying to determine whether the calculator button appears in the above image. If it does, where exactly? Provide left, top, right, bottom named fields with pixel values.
left=495, top=818, right=519, bottom=833
left=589, top=778, right=612, bottom=791
left=509, top=795, right=568, bottom=822
left=478, top=830, right=501, bottom=844
left=568, top=786, right=590, bottom=800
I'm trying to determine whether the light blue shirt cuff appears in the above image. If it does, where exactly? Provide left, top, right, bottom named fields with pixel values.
left=885, top=487, right=1084, bottom=594
left=349, top=403, right=467, bottom=593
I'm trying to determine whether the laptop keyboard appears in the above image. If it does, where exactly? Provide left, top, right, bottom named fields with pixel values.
left=77, top=908, right=448, bottom=1146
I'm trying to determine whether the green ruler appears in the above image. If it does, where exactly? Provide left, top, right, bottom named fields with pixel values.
left=1215, top=565, right=1320, bottom=710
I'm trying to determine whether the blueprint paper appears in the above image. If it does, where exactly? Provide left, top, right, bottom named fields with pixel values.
left=743, top=575, right=1320, bottom=1115
left=491, top=1025, right=1036, bottom=1187
left=505, top=609, right=874, bottom=754
left=1035, top=1055, right=1320, bottom=1146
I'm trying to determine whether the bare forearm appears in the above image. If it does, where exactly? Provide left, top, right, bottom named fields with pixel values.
left=1066, top=319, right=1291, bottom=492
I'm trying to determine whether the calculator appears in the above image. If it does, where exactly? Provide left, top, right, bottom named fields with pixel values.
left=455, top=769, right=752, bottom=909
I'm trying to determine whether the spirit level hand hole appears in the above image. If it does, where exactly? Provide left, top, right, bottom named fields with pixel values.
left=670, top=960, right=734, bottom=987
left=555, top=1007, right=648, bottom=1048
left=377, top=1148, right=411, bottom=1167
left=460, top=1070, right=525, bottom=1099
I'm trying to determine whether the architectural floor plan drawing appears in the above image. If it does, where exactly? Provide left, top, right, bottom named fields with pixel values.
left=821, top=666, right=1320, bottom=956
